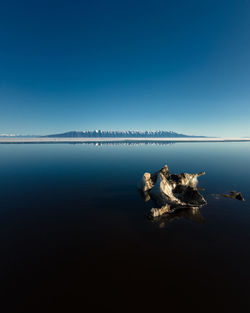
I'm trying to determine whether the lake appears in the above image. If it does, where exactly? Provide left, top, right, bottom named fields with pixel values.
left=1, top=142, right=250, bottom=312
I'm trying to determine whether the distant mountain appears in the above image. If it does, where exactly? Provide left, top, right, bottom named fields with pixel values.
left=44, top=130, right=205, bottom=138
left=0, top=134, right=39, bottom=138
left=0, top=134, right=17, bottom=137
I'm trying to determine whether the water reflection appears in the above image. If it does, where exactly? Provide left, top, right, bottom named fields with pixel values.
left=149, top=206, right=205, bottom=228
left=70, top=141, right=176, bottom=146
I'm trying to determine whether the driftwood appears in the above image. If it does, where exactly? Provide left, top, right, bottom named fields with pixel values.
left=138, top=165, right=206, bottom=219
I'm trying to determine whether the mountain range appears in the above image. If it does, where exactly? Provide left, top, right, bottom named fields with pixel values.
left=44, top=130, right=204, bottom=138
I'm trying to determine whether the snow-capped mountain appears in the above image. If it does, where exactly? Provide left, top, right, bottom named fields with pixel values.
left=45, top=130, right=203, bottom=138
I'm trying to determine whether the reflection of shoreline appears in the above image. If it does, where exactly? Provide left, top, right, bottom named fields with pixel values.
left=0, top=137, right=250, bottom=144
left=79, top=141, right=176, bottom=146
left=0, top=140, right=176, bottom=146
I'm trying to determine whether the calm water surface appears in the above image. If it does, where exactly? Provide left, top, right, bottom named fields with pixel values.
left=1, top=142, right=250, bottom=312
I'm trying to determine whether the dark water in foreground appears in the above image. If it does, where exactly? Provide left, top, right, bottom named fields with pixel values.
left=1, top=142, right=250, bottom=312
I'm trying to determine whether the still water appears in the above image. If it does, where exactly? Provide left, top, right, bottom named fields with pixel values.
left=1, top=142, right=250, bottom=312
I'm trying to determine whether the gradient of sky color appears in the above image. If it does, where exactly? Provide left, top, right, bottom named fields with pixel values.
left=0, top=0, right=249, bottom=136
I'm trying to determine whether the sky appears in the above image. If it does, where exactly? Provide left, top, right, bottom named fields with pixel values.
left=0, top=0, right=249, bottom=136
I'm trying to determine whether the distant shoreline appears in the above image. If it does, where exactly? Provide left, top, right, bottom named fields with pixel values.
left=0, top=137, right=250, bottom=144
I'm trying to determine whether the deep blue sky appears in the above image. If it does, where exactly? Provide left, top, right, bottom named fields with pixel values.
left=0, top=0, right=249, bottom=136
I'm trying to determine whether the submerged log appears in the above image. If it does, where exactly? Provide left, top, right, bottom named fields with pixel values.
left=221, top=191, right=245, bottom=201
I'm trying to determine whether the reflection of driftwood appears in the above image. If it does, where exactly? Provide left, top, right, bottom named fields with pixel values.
left=221, top=191, right=245, bottom=201
left=150, top=207, right=205, bottom=228
left=138, top=165, right=206, bottom=220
